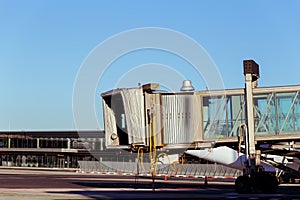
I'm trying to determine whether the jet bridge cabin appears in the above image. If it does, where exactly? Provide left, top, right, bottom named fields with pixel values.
left=101, top=83, right=204, bottom=150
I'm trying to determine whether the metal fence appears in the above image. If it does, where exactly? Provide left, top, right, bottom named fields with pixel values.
left=78, top=161, right=242, bottom=178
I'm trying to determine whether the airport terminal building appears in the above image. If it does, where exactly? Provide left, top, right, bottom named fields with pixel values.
left=0, top=130, right=110, bottom=168
left=0, top=130, right=210, bottom=170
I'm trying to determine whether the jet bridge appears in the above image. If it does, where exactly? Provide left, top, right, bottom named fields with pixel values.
left=101, top=60, right=300, bottom=193
left=101, top=82, right=300, bottom=149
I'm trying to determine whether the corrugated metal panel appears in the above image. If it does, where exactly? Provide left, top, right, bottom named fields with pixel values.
left=102, top=99, right=118, bottom=146
left=162, top=94, right=196, bottom=145
left=120, top=88, right=146, bottom=144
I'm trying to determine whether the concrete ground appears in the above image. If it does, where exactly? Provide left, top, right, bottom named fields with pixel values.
left=0, top=167, right=299, bottom=200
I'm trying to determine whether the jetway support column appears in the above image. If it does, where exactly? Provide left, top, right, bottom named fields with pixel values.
left=235, top=60, right=278, bottom=194
left=244, top=65, right=260, bottom=173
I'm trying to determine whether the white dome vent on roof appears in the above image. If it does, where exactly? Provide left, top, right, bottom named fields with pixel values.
left=180, top=80, right=195, bottom=91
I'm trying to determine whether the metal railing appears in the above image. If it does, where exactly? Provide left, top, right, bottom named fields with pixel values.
left=78, top=161, right=242, bottom=178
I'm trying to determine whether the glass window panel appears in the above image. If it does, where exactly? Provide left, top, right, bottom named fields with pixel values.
left=276, top=92, right=300, bottom=134
left=253, top=93, right=276, bottom=135
left=203, top=95, right=245, bottom=139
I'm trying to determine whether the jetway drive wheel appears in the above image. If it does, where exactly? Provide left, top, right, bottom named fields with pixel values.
left=235, top=172, right=278, bottom=194
left=235, top=175, right=251, bottom=194
left=250, top=172, right=278, bottom=194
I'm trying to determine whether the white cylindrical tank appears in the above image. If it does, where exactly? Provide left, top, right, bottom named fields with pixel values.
left=185, top=146, right=275, bottom=172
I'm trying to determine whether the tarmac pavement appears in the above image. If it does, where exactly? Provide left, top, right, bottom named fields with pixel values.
left=0, top=167, right=299, bottom=200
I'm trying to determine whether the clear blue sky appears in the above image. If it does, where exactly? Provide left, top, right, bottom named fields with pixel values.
left=0, top=0, right=299, bottom=131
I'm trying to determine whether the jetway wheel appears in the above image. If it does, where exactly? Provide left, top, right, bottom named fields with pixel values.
left=235, top=175, right=251, bottom=194
left=251, top=172, right=278, bottom=194
left=235, top=172, right=278, bottom=194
